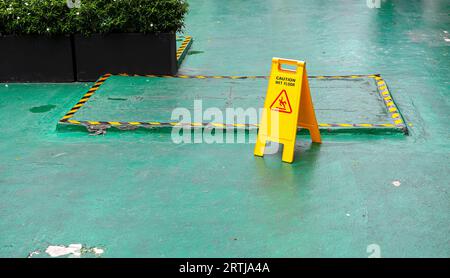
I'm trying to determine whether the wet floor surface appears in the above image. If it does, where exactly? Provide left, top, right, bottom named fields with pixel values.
left=70, top=75, right=392, bottom=125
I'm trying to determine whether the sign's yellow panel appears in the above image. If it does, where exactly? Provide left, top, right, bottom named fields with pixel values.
left=254, top=58, right=321, bottom=163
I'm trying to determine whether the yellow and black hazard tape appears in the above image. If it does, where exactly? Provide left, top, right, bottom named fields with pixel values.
left=59, top=73, right=112, bottom=122
left=373, top=75, right=408, bottom=134
left=61, top=120, right=398, bottom=129
left=176, top=36, right=192, bottom=65
left=116, top=73, right=380, bottom=80
left=58, top=73, right=407, bottom=134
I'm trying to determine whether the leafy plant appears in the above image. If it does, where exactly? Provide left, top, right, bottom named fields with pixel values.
left=0, top=0, right=72, bottom=35
left=0, top=0, right=189, bottom=36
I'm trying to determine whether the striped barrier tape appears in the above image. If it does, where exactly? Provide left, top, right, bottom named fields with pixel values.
left=58, top=74, right=408, bottom=134
left=60, top=73, right=111, bottom=122
left=117, top=73, right=380, bottom=79
left=176, top=36, right=193, bottom=65
left=374, top=76, right=407, bottom=130
left=62, top=120, right=398, bottom=129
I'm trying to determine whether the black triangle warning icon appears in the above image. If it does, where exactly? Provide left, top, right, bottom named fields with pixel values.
left=269, top=89, right=292, bottom=113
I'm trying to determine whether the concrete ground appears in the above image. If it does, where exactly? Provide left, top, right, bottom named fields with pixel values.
left=0, top=0, right=449, bottom=257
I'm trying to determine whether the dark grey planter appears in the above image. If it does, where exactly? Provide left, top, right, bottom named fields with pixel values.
left=74, top=33, right=177, bottom=81
left=0, top=35, right=75, bottom=82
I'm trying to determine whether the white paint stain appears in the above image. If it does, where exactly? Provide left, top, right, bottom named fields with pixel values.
left=46, top=244, right=82, bottom=257
left=44, top=244, right=104, bottom=258
left=392, top=180, right=401, bottom=187
left=27, top=250, right=40, bottom=258
left=93, top=247, right=104, bottom=255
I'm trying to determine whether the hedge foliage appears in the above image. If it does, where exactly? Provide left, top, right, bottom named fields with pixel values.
left=0, top=0, right=188, bottom=36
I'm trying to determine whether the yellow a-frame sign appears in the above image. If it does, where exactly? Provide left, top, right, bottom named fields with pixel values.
left=254, top=58, right=321, bottom=163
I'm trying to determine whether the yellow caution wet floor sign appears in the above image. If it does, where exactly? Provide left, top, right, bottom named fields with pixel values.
left=254, top=58, right=321, bottom=163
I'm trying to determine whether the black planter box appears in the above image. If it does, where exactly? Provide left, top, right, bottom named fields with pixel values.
left=0, top=35, right=75, bottom=82
left=74, top=33, right=177, bottom=81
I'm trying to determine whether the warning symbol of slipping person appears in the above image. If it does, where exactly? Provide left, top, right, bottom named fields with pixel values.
left=254, top=58, right=322, bottom=163
left=270, top=89, right=292, bottom=113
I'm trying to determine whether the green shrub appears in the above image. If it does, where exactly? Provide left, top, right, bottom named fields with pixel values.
left=0, top=0, right=71, bottom=35
left=0, top=0, right=189, bottom=36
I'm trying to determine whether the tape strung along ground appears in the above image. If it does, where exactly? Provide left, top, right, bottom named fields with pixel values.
left=58, top=73, right=408, bottom=135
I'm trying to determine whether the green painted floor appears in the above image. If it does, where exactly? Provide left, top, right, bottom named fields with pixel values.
left=0, top=0, right=449, bottom=258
